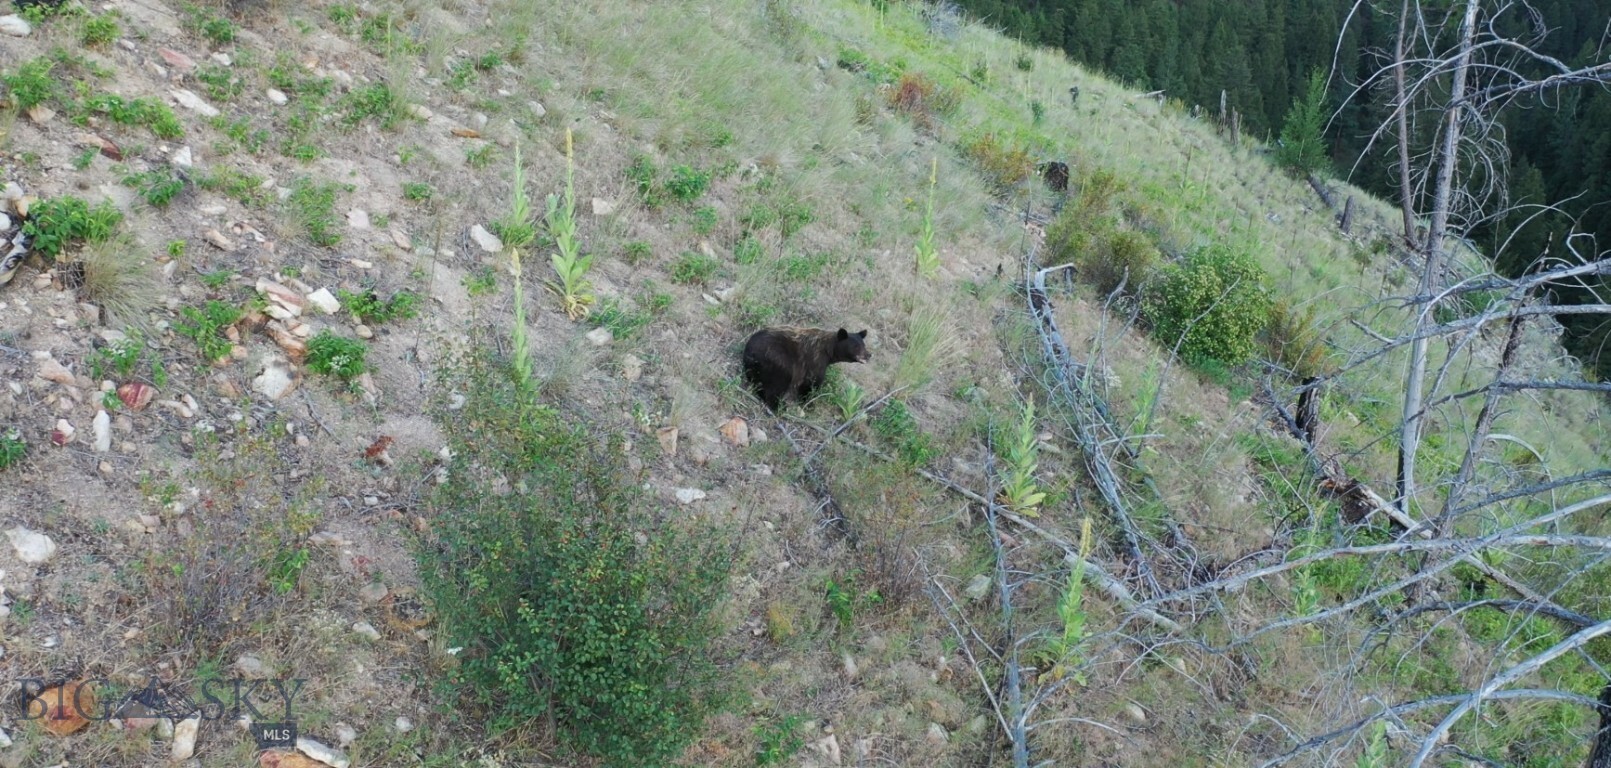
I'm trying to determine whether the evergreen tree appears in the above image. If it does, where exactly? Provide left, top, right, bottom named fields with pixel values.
left=1275, top=69, right=1331, bottom=176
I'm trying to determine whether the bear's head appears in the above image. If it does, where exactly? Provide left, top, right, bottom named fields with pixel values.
left=833, top=328, right=870, bottom=364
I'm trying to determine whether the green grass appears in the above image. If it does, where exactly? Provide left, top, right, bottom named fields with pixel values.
left=337, top=289, right=421, bottom=325
left=82, top=15, right=121, bottom=47
left=285, top=177, right=349, bottom=247
left=121, top=168, right=186, bottom=208
left=402, top=182, right=434, bottom=202
left=1, top=58, right=59, bottom=110
left=670, top=251, right=720, bottom=285
left=0, top=430, right=25, bottom=471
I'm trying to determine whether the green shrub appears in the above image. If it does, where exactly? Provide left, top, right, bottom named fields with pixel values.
left=0, top=430, right=25, bottom=471
left=665, top=165, right=712, bottom=203
left=175, top=300, right=243, bottom=363
left=305, top=331, right=367, bottom=379
left=961, top=131, right=1034, bottom=191
left=122, top=168, right=187, bottom=208
left=82, top=15, right=121, bottom=47
left=1, top=58, right=58, bottom=110
left=20, top=196, right=123, bottom=261
left=337, top=288, right=420, bottom=324
left=1142, top=244, right=1273, bottom=365
left=420, top=348, right=733, bottom=766
left=78, top=92, right=185, bottom=139
left=285, top=177, right=346, bottom=247
left=671, top=251, right=719, bottom=285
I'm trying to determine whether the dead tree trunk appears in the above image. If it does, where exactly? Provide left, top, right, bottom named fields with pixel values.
left=1340, top=197, right=1355, bottom=234
left=1295, top=375, right=1321, bottom=444
left=1589, top=682, right=1611, bottom=768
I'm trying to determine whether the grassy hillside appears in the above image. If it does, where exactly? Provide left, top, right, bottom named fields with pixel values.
left=0, top=0, right=1606, bottom=766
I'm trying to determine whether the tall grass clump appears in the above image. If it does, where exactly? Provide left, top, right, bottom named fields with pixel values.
left=420, top=344, right=734, bottom=766
left=79, top=233, right=161, bottom=325
left=891, top=302, right=955, bottom=395
left=545, top=129, right=595, bottom=320
left=914, top=157, right=940, bottom=278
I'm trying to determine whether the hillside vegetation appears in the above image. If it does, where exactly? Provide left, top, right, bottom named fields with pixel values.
left=0, top=0, right=1607, bottom=766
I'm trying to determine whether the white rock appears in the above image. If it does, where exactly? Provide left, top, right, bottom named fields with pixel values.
left=7, top=527, right=57, bottom=564
left=354, top=324, right=373, bottom=340
left=36, top=355, right=75, bottom=386
left=0, top=14, right=31, bottom=36
left=210, top=52, right=231, bottom=66
left=334, top=723, right=358, bottom=747
left=408, top=104, right=433, bottom=120
left=171, top=714, right=200, bottom=760
left=585, top=327, right=613, bottom=346
left=0, top=724, right=11, bottom=747
left=591, top=198, right=616, bottom=216
left=92, top=410, right=111, bottom=452
left=528, top=101, right=546, bottom=117
left=675, top=488, right=706, bottom=505
left=965, top=574, right=992, bottom=602
left=266, top=88, right=289, bottom=106
left=305, top=288, right=340, bottom=314
left=469, top=224, right=503, bottom=253
left=296, top=736, right=352, bottom=768
left=170, top=89, right=220, bottom=117
left=347, top=209, right=370, bottom=230
left=234, top=654, right=271, bottom=680
left=172, top=146, right=193, bottom=168
left=252, top=357, right=298, bottom=401
left=620, top=354, right=643, bottom=382
left=926, top=723, right=949, bottom=744
left=841, top=653, right=859, bottom=681
left=810, top=735, right=843, bottom=766
left=1124, top=702, right=1147, bottom=724
left=352, top=621, right=381, bottom=641
left=393, top=716, right=413, bottom=733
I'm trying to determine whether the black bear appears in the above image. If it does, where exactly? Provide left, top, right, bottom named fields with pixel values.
left=742, top=327, right=869, bottom=412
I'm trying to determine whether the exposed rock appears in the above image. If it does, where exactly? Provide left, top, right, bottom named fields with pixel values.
left=50, top=419, right=75, bottom=446
left=266, top=88, right=289, bottom=106
left=27, top=105, right=55, bottom=124
left=158, top=48, right=196, bottom=73
left=925, top=722, right=949, bottom=744
left=92, top=410, right=111, bottom=452
left=469, top=224, right=503, bottom=253
left=809, top=734, right=842, bottom=765
left=393, top=717, right=413, bottom=733
left=35, top=680, right=93, bottom=735
left=585, top=327, right=613, bottom=346
left=170, top=89, right=221, bottom=117
left=7, top=527, right=56, bottom=564
left=36, top=355, right=74, bottom=386
left=352, top=621, right=381, bottom=641
left=1124, top=702, right=1147, bottom=724
left=117, top=382, right=156, bottom=411
left=359, top=582, right=389, bottom=604
left=305, top=288, right=340, bottom=314
left=528, top=101, right=546, bottom=117
left=620, top=354, right=643, bottom=381
left=0, top=14, right=32, bottom=36
left=719, top=417, right=750, bottom=447
left=656, top=426, right=678, bottom=456
left=235, top=654, right=271, bottom=680
left=347, top=209, right=370, bottom=230
left=675, top=488, right=707, bottom=505
left=260, top=751, right=327, bottom=768
left=252, top=356, right=299, bottom=400
left=334, top=723, right=358, bottom=747
left=354, top=324, right=373, bottom=340
left=390, top=229, right=411, bottom=250
left=965, top=574, right=992, bottom=602
left=172, top=146, right=193, bottom=169
left=750, top=426, right=769, bottom=443
left=296, top=736, right=352, bottom=768
left=841, top=653, right=859, bottom=681
left=451, top=127, right=481, bottom=139
left=204, top=229, right=235, bottom=251
left=171, top=713, right=200, bottom=760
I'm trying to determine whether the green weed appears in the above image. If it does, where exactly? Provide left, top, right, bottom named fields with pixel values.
left=305, top=331, right=367, bottom=379
left=0, top=430, right=25, bottom=471
left=337, top=289, right=421, bottom=324
left=544, top=129, right=595, bottom=320
left=914, top=156, right=940, bottom=278
left=175, top=300, right=244, bottom=363
left=285, top=177, right=348, bottom=247
left=20, top=196, right=123, bottom=261
left=81, top=15, right=120, bottom=48
left=671, top=251, right=719, bottom=285
left=754, top=715, right=806, bottom=766
left=121, top=168, right=187, bottom=208
left=1, top=58, right=58, bottom=110
left=402, top=182, right=434, bottom=202
left=462, top=267, right=498, bottom=297
left=622, top=241, right=652, bottom=266
left=996, top=400, right=1047, bottom=517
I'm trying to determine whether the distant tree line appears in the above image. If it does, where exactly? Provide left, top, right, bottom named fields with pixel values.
left=953, top=0, right=1611, bottom=379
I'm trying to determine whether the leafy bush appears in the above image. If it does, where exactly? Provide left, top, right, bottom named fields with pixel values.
left=420, top=348, right=733, bottom=766
left=306, top=331, right=367, bottom=379
left=1143, top=244, right=1273, bottom=365
left=21, top=196, right=123, bottom=261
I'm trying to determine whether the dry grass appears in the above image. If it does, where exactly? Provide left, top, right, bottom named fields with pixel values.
left=77, top=233, right=162, bottom=327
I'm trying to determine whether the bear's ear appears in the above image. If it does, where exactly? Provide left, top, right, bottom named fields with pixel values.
left=837, top=328, right=849, bottom=340
left=857, top=330, right=868, bottom=339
